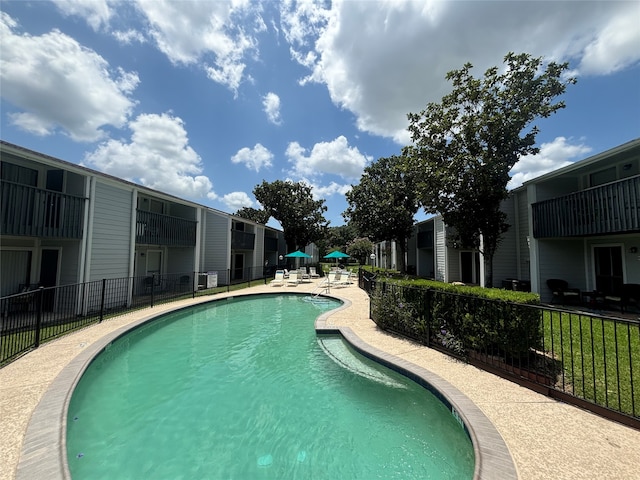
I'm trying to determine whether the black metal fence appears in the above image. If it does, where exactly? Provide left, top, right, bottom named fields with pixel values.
left=0, top=267, right=272, bottom=366
left=359, top=271, right=640, bottom=430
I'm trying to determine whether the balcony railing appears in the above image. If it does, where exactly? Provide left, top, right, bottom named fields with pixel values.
left=532, top=176, right=640, bottom=238
left=1, top=180, right=86, bottom=238
left=231, top=229, right=255, bottom=250
left=136, top=209, right=197, bottom=246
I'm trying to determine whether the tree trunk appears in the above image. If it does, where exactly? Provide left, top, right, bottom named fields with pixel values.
left=397, top=237, right=407, bottom=274
left=484, top=253, right=494, bottom=288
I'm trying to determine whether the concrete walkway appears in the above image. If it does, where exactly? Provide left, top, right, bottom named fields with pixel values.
left=2, top=279, right=639, bottom=479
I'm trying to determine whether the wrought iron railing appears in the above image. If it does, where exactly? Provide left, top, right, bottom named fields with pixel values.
left=231, top=229, right=255, bottom=250
left=1, top=180, right=86, bottom=238
left=359, top=271, right=639, bottom=429
left=135, top=210, right=197, bottom=246
left=532, top=175, right=640, bottom=238
left=0, top=267, right=273, bottom=367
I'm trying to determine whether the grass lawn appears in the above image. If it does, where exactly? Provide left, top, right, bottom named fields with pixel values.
left=542, top=310, right=640, bottom=417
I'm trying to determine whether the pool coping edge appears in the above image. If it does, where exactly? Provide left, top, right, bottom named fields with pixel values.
left=16, top=291, right=518, bottom=480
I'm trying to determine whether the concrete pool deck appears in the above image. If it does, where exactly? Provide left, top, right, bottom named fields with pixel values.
left=1, top=279, right=639, bottom=479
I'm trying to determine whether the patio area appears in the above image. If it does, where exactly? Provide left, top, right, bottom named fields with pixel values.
left=1, top=279, right=639, bottom=479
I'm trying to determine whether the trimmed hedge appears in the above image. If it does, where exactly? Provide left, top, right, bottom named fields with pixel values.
left=370, top=277, right=542, bottom=358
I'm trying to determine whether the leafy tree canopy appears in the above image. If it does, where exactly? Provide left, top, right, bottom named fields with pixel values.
left=233, top=207, right=271, bottom=225
left=343, top=154, right=419, bottom=273
left=405, top=52, right=574, bottom=286
left=253, top=180, right=329, bottom=252
left=346, top=237, right=374, bottom=265
left=324, top=224, right=358, bottom=252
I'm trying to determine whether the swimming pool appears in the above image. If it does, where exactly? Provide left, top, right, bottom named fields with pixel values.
left=66, top=294, right=475, bottom=479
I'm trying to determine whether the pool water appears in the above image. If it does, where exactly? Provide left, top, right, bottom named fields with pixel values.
left=67, top=294, right=474, bottom=479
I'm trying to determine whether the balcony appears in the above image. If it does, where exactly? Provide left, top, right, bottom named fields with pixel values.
left=231, top=229, right=255, bottom=250
left=264, top=236, right=278, bottom=252
left=417, top=230, right=434, bottom=248
left=1, top=180, right=85, bottom=238
left=136, top=210, right=197, bottom=246
left=532, top=175, right=640, bottom=238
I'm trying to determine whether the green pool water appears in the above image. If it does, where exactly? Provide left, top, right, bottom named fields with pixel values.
left=67, top=294, right=474, bottom=479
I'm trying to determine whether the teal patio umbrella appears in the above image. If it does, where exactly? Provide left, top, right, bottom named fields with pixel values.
left=323, top=250, right=350, bottom=267
left=323, top=250, right=350, bottom=260
left=285, top=249, right=311, bottom=268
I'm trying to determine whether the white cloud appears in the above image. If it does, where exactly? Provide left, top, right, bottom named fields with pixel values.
left=262, top=92, right=282, bottom=125
left=112, top=29, right=146, bottom=45
left=508, top=137, right=593, bottom=189
left=84, top=113, right=217, bottom=200
left=222, top=191, right=253, bottom=211
left=0, top=13, right=138, bottom=142
left=579, top=6, right=640, bottom=75
left=311, top=181, right=351, bottom=199
left=231, top=143, right=273, bottom=171
left=281, top=1, right=640, bottom=144
left=133, top=0, right=260, bottom=94
left=53, top=0, right=112, bottom=31
left=286, top=135, right=371, bottom=180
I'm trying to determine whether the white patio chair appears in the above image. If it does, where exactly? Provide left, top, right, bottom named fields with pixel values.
left=270, top=270, right=285, bottom=287
left=299, top=267, right=310, bottom=282
left=286, top=272, right=300, bottom=286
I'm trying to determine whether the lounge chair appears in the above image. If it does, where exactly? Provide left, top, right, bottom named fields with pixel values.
left=286, top=272, right=300, bottom=286
left=546, top=279, right=581, bottom=305
left=309, top=266, right=320, bottom=279
left=270, top=270, right=285, bottom=287
left=335, top=271, right=354, bottom=287
left=605, top=283, right=640, bottom=312
left=298, top=267, right=311, bottom=282
left=320, top=271, right=338, bottom=287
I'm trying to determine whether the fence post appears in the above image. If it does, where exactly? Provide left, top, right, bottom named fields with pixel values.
left=99, top=278, right=106, bottom=323
left=192, top=271, right=196, bottom=299
left=227, top=269, right=230, bottom=293
left=150, top=273, right=155, bottom=307
left=424, top=289, right=431, bottom=345
left=34, top=287, right=44, bottom=348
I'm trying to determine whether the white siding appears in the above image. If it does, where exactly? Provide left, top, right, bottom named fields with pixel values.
left=538, top=239, right=585, bottom=302
left=447, top=247, right=461, bottom=283
left=492, top=196, right=519, bottom=287
left=203, top=211, right=229, bottom=272
left=517, top=190, right=531, bottom=281
left=89, top=182, right=133, bottom=280
left=167, top=247, right=195, bottom=274
left=435, top=217, right=446, bottom=282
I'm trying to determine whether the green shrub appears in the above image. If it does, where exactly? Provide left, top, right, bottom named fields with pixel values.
left=370, top=276, right=542, bottom=358
left=370, top=284, right=428, bottom=344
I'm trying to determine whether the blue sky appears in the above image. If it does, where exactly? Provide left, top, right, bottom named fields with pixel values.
left=1, top=1, right=639, bottom=228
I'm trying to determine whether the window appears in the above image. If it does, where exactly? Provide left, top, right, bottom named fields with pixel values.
left=1, top=162, right=37, bottom=186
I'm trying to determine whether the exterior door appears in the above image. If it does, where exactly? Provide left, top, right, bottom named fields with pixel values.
left=460, top=251, right=480, bottom=284
left=146, top=250, right=162, bottom=276
left=233, top=253, right=244, bottom=280
left=594, top=246, right=623, bottom=294
left=40, top=249, right=59, bottom=311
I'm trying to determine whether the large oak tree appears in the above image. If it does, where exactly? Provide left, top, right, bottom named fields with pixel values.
left=406, top=52, right=575, bottom=286
left=234, top=207, right=271, bottom=225
left=343, top=154, right=418, bottom=273
left=253, top=180, right=329, bottom=253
